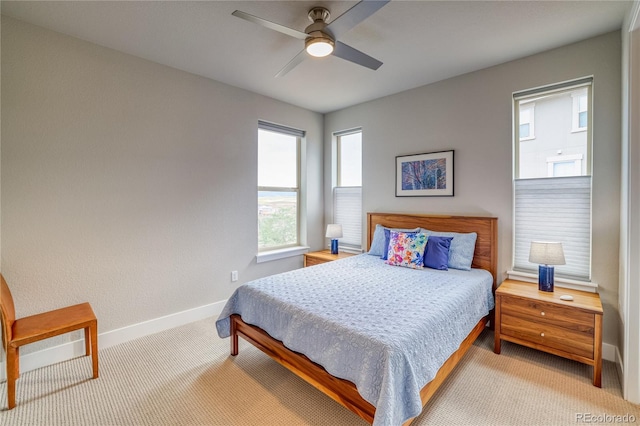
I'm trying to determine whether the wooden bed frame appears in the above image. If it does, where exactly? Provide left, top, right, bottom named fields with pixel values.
left=229, top=213, right=498, bottom=424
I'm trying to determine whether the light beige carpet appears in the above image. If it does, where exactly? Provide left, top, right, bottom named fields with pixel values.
left=1, top=318, right=638, bottom=425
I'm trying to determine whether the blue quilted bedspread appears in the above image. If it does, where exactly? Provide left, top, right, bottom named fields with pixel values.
left=216, top=254, right=494, bottom=425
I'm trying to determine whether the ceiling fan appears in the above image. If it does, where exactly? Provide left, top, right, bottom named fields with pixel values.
left=231, top=0, right=390, bottom=77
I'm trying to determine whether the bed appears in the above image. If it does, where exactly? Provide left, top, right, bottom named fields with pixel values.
left=216, top=213, right=498, bottom=425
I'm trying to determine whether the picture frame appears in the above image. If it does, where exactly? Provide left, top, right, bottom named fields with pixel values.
left=396, top=150, right=454, bottom=197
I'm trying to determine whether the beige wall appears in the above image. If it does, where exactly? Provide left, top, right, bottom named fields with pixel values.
left=1, top=17, right=323, bottom=351
left=325, top=31, right=622, bottom=347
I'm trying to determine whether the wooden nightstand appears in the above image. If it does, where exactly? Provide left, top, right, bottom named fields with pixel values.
left=494, top=279, right=603, bottom=387
left=303, top=250, right=355, bottom=267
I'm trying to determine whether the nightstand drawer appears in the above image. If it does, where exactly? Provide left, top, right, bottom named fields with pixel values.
left=303, top=250, right=355, bottom=267
left=304, top=256, right=326, bottom=267
left=501, top=296, right=594, bottom=333
left=501, top=313, right=594, bottom=359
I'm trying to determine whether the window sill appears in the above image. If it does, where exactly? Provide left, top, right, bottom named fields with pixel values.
left=506, top=270, right=598, bottom=293
left=256, top=246, right=310, bottom=264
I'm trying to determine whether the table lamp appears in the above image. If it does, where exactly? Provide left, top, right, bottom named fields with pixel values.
left=529, top=241, right=566, bottom=292
left=326, top=224, right=343, bottom=255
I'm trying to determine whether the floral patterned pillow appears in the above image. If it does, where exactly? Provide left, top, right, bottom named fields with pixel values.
left=385, top=231, right=428, bottom=269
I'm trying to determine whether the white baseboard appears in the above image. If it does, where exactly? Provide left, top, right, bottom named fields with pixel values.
left=0, top=299, right=227, bottom=381
left=603, top=342, right=617, bottom=363
left=615, top=345, right=624, bottom=386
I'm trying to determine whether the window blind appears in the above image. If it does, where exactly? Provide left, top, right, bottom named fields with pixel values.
left=513, top=176, right=591, bottom=281
left=334, top=127, right=362, bottom=137
left=258, top=120, right=305, bottom=138
left=513, top=77, right=593, bottom=100
left=333, top=186, right=362, bottom=250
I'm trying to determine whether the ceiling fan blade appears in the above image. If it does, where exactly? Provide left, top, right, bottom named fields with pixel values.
left=275, top=49, right=308, bottom=77
left=232, top=10, right=308, bottom=40
left=324, top=0, right=390, bottom=40
left=332, top=41, right=382, bottom=71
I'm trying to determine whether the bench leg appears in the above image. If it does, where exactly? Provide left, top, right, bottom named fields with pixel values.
left=84, top=327, right=91, bottom=356
left=6, top=346, right=19, bottom=409
left=90, top=321, right=99, bottom=379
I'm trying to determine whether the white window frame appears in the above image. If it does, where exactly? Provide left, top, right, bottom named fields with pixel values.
left=510, top=78, right=594, bottom=290
left=257, top=121, right=304, bottom=255
left=333, top=128, right=363, bottom=252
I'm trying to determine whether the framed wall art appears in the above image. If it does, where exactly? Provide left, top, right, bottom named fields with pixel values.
left=396, top=150, right=454, bottom=197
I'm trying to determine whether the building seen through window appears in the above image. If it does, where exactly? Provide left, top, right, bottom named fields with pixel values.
left=517, top=86, right=589, bottom=179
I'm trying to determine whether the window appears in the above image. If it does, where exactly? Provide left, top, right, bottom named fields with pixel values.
left=546, top=154, right=584, bottom=177
left=333, top=129, right=362, bottom=251
left=552, top=160, right=578, bottom=176
left=513, top=78, right=592, bottom=281
left=519, top=102, right=535, bottom=140
left=572, top=89, right=589, bottom=132
left=338, top=131, right=362, bottom=187
left=257, top=121, right=303, bottom=252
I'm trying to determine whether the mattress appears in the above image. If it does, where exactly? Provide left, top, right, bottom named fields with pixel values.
left=216, top=254, right=494, bottom=425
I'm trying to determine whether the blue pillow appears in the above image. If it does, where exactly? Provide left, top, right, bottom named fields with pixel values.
left=420, top=229, right=477, bottom=271
left=381, top=228, right=391, bottom=260
left=368, top=225, right=387, bottom=256
left=368, top=224, right=420, bottom=256
left=423, top=236, right=453, bottom=270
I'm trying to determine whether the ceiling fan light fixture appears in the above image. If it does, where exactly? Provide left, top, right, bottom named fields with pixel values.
left=232, top=1, right=389, bottom=77
left=305, top=36, right=334, bottom=57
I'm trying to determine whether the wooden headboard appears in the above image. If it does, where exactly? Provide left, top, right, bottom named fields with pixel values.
left=367, top=212, right=498, bottom=289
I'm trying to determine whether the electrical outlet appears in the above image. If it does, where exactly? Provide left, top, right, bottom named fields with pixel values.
left=231, top=271, right=238, bottom=282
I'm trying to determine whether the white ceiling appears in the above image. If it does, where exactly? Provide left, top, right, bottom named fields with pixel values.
left=1, top=1, right=631, bottom=113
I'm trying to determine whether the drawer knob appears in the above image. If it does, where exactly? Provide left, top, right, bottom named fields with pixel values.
left=540, top=332, right=545, bottom=337
left=541, top=311, right=545, bottom=316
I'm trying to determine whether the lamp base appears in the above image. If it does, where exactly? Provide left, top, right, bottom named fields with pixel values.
left=330, top=239, right=339, bottom=255
left=538, top=265, right=555, bottom=292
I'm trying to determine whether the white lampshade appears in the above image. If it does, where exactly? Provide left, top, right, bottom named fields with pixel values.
left=325, top=224, right=343, bottom=239
left=529, top=241, right=566, bottom=266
